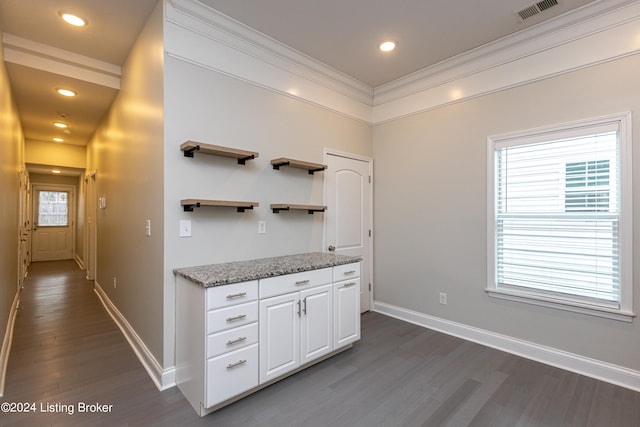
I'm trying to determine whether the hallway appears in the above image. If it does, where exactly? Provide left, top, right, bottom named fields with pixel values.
left=1, top=260, right=189, bottom=426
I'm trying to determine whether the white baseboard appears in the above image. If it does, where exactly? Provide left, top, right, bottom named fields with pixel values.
left=94, top=282, right=175, bottom=391
left=0, top=292, right=20, bottom=397
left=74, top=255, right=85, bottom=270
left=373, top=301, right=640, bottom=392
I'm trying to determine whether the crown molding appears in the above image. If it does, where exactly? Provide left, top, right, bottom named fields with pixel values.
left=372, top=0, right=640, bottom=124
left=2, top=33, right=121, bottom=89
left=165, top=0, right=373, bottom=123
left=165, top=0, right=640, bottom=125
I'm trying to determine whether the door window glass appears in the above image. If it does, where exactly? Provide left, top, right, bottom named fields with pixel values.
left=38, top=191, right=69, bottom=226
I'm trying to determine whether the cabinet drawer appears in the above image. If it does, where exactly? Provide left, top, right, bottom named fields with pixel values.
left=333, top=262, right=360, bottom=282
left=206, top=344, right=258, bottom=408
left=207, top=323, right=258, bottom=358
left=207, top=281, right=258, bottom=310
left=207, top=301, right=258, bottom=334
left=260, top=267, right=332, bottom=299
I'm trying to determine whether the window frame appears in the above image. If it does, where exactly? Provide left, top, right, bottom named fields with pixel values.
left=486, top=112, right=634, bottom=322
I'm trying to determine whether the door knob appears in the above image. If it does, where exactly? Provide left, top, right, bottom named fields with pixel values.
left=328, top=245, right=335, bottom=252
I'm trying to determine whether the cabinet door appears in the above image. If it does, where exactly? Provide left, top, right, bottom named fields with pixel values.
left=259, top=293, right=300, bottom=384
left=300, top=284, right=333, bottom=364
left=334, top=279, right=361, bottom=348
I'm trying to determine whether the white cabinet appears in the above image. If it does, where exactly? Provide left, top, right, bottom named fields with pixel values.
left=176, top=279, right=259, bottom=416
left=300, top=284, right=333, bottom=364
left=176, top=260, right=361, bottom=417
left=259, top=292, right=300, bottom=383
left=258, top=266, right=334, bottom=384
left=334, top=279, right=360, bottom=347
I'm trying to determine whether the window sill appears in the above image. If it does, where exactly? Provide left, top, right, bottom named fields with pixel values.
left=485, top=288, right=636, bottom=322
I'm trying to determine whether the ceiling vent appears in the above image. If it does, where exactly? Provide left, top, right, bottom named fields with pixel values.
left=516, top=0, right=559, bottom=21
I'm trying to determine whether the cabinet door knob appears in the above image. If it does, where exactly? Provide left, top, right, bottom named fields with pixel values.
left=328, top=245, right=336, bottom=252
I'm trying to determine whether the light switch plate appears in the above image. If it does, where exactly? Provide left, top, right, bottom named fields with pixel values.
left=180, top=220, right=192, bottom=237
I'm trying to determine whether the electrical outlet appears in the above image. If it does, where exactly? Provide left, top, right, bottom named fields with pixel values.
left=439, top=292, right=447, bottom=305
left=113, top=277, right=117, bottom=289
left=258, top=220, right=266, bottom=234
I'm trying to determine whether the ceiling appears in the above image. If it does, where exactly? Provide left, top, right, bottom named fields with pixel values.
left=1, top=0, right=599, bottom=160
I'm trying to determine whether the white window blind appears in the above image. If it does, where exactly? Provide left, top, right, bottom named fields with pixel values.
left=487, top=113, right=633, bottom=320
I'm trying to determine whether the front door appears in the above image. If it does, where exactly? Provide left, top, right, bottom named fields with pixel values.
left=324, top=152, right=372, bottom=312
left=32, top=184, right=74, bottom=262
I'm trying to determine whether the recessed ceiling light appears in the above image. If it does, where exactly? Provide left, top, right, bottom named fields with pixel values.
left=53, top=137, right=64, bottom=142
left=60, top=12, right=87, bottom=27
left=56, top=88, right=77, bottom=97
left=52, top=170, right=62, bottom=174
left=379, top=40, right=397, bottom=52
left=53, top=122, right=68, bottom=129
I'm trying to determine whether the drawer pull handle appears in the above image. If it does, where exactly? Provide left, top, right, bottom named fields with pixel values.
left=227, top=336, right=247, bottom=346
left=343, top=270, right=356, bottom=275
left=226, top=292, right=247, bottom=299
left=344, top=282, right=357, bottom=287
left=226, top=314, right=247, bottom=322
left=226, top=359, right=247, bottom=369
left=295, top=280, right=310, bottom=285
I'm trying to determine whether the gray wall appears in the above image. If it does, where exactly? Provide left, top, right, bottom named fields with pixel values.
left=372, top=53, right=640, bottom=371
left=85, top=1, right=165, bottom=364
left=163, top=56, right=372, bottom=365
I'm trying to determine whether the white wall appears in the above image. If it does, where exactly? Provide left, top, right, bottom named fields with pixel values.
left=0, top=28, right=24, bottom=374
left=372, top=53, right=640, bottom=373
left=25, top=140, right=86, bottom=169
left=86, top=1, right=165, bottom=364
left=162, top=57, right=372, bottom=366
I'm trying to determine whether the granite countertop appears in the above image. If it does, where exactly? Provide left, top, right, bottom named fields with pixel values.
left=174, top=252, right=362, bottom=288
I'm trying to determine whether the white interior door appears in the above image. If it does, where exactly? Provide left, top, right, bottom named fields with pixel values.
left=324, top=152, right=372, bottom=312
left=32, top=184, right=75, bottom=262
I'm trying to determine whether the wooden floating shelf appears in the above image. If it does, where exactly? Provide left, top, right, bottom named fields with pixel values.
left=270, top=204, right=327, bottom=214
left=181, top=199, right=259, bottom=212
left=180, top=141, right=259, bottom=165
left=271, top=158, right=327, bottom=174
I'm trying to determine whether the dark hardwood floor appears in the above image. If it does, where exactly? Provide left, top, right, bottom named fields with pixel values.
left=1, top=260, right=638, bottom=426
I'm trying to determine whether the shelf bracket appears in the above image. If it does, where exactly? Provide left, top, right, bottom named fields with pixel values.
left=271, top=161, right=290, bottom=170
left=182, top=145, right=200, bottom=158
left=307, top=167, right=325, bottom=175
left=237, top=155, right=256, bottom=165
left=183, top=202, right=201, bottom=212
left=237, top=206, right=254, bottom=213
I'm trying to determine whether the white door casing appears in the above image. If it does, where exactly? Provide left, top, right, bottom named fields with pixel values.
left=31, top=184, right=75, bottom=262
left=85, top=171, right=97, bottom=280
left=18, top=169, right=30, bottom=288
left=324, top=151, right=373, bottom=312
